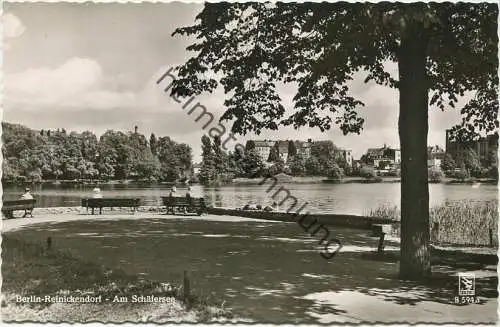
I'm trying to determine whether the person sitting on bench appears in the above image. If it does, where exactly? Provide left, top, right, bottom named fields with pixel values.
left=92, top=187, right=103, bottom=199
left=184, top=186, right=192, bottom=213
left=20, top=188, right=33, bottom=200
left=19, top=188, right=34, bottom=217
left=167, top=186, right=177, bottom=213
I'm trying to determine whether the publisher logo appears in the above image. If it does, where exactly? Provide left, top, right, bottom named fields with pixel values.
left=458, top=272, right=475, bottom=296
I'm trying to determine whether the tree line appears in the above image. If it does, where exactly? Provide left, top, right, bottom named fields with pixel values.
left=2, top=122, right=193, bottom=183
left=440, top=148, right=498, bottom=180
left=198, top=136, right=350, bottom=185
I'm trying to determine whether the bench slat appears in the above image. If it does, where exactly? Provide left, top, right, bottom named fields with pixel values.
left=81, top=198, right=141, bottom=215
left=2, top=199, right=36, bottom=218
left=161, top=196, right=206, bottom=215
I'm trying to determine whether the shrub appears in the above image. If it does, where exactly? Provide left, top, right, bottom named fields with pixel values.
left=327, top=163, right=344, bottom=180
left=488, top=166, right=499, bottom=180
left=366, top=205, right=400, bottom=221
left=359, top=166, right=376, bottom=179
left=366, top=201, right=498, bottom=246
left=451, top=168, right=470, bottom=181
left=428, top=167, right=444, bottom=183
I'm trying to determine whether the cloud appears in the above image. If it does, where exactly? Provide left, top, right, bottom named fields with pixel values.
left=3, top=13, right=25, bottom=38
left=4, top=57, right=137, bottom=111
left=3, top=13, right=26, bottom=50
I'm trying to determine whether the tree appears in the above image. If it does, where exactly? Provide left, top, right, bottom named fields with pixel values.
left=245, top=140, right=256, bottom=152
left=150, top=133, right=158, bottom=156
left=267, top=158, right=286, bottom=176
left=487, top=149, right=498, bottom=168
left=327, top=163, right=344, bottom=181
left=428, top=166, right=444, bottom=183
left=441, top=153, right=456, bottom=172
left=212, top=135, right=226, bottom=174
left=241, top=148, right=265, bottom=177
left=359, top=166, right=377, bottom=179
left=289, top=154, right=306, bottom=176
left=170, top=2, right=498, bottom=280
left=288, top=141, right=298, bottom=158
left=455, top=147, right=481, bottom=176
left=267, top=144, right=279, bottom=162
left=199, top=135, right=216, bottom=184
left=453, top=163, right=470, bottom=181
left=305, top=156, right=321, bottom=176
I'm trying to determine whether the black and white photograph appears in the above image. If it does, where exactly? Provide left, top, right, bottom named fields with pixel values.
left=1, top=1, right=498, bottom=324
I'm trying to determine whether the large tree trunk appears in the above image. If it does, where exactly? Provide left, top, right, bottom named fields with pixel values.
left=398, top=26, right=431, bottom=280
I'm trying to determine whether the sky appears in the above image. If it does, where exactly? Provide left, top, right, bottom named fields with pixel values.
left=3, top=2, right=469, bottom=163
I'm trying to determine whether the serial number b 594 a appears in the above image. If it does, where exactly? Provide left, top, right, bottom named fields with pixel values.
left=454, top=296, right=480, bottom=304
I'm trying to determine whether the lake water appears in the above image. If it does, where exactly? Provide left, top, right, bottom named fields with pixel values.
left=3, top=181, right=497, bottom=215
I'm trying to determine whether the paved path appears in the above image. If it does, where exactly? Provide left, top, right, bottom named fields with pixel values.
left=2, top=211, right=285, bottom=233
left=300, top=290, right=498, bottom=323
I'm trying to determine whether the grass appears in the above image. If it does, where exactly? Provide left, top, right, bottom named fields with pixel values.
left=1, top=235, right=231, bottom=322
left=366, top=200, right=498, bottom=246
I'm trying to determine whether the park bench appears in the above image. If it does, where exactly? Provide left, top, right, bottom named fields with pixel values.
left=81, top=198, right=141, bottom=215
left=2, top=199, right=36, bottom=219
left=161, top=196, right=207, bottom=216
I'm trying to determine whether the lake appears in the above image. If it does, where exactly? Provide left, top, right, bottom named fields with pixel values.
left=3, top=181, right=497, bottom=215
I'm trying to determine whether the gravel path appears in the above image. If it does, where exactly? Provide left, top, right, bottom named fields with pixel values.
left=2, top=208, right=282, bottom=233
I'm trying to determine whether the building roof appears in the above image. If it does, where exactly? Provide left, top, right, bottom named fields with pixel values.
left=367, top=148, right=386, bottom=157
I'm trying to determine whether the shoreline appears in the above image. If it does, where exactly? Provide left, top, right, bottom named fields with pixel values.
left=5, top=177, right=497, bottom=187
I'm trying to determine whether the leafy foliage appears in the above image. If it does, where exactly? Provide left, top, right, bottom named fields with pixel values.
left=440, top=153, right=456, bottom=172
left=2, top=122, right=191, bottom=183
left=428, top=167, right=444, bottom=183
left=171, top=2, right=497, bottom=139
left=359, top=166, right=377, bottom=179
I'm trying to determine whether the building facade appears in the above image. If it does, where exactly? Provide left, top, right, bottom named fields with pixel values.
left=253, top=140, right=275, bottom=162
left=363, top=145, right=400, bottom=168
left=249, top=139, right=352, bottom=165
left=427, top=145, right=445, bottom=168
left=335, top=149, right=353, bottom=166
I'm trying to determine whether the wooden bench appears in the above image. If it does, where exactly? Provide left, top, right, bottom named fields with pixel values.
left=161, top=196, right=206, bottom=216
left=81, top=198, right=141, bottom=215
left=2, top=199, right=36, bottom=219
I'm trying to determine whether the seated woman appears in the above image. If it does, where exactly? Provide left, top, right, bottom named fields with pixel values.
left=92, top=187, right=103, bottom=199
left=184, top=186, right=193, bottom=213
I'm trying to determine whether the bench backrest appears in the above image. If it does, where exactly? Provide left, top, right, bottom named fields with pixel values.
left=162, top=196, right=205, bottom=207
left=82, top=198, right=141, bottom=207
left=2, top=199, right=37, bottom=210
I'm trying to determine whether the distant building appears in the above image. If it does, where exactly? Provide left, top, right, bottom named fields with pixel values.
left=277, top=140, right=289, bottom=162
left=427, top=145, right=445, bottom=168
left=295, top=139, right=313, bottom=159
left=363, top=145, right=400, bottom=168
left=253, top=140, right=275, bottom=162
left=193, top=163, right=202, bottom=175
left=249, top=139, right=352, bottom=166
left=445, top=129, right=499, bottom=166
left=251, top=139, right=314, bottom=162
left=334, top=149, right=353, bottom=166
